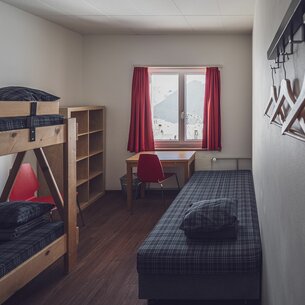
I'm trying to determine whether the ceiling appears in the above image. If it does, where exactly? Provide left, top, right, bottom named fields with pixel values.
left=2, top=0, right=255, bottom=35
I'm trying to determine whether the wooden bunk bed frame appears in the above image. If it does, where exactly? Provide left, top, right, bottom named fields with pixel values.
left=0, top=118, right=78, bottom=304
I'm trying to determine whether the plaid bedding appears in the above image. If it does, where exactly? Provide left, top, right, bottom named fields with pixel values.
left=137, top=170, right=262, bottom=275
left=0, top=214, right=49, bottom=241
left=0, top=86, right=59, bottom=101
left=0, top=222, right=64, bottom=278
left=0, top=115, right=64, bottom=132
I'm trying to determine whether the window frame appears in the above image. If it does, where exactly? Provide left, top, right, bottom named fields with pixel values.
left=149, top=67, right=206, bottom=149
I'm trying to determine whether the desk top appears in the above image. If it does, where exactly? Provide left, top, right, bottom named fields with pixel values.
left=126, top=151, right=196, bottom=163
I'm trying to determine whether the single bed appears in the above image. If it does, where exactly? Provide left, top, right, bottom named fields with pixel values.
left=137, top=170, right=262, bottom=302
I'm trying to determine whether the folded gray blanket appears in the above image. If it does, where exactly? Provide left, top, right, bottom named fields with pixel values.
left=0, top=214, right=49, bottom=241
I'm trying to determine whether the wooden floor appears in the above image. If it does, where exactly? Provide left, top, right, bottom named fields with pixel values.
left=3, top=191, right=259, bottom=305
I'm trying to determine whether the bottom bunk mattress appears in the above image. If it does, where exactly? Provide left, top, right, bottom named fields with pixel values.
left=137, top=170, right=262, bottom=300
left=0, top=221, right=64, bottom=278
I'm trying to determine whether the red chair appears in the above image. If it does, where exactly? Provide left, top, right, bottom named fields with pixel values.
left=137, top=154, right=180, bottom=202
left=9, top=163, right=53, bottom=203
left=9, top=163, right=85, bottom=225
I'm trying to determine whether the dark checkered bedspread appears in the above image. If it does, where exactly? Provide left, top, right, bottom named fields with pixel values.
left=0, top=222, right=64, bottom=278
left=0, top=115, right=63, bottom=132
left=137, top=170, right=262, bottom=275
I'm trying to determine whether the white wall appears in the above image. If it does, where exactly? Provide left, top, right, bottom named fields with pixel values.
left=0, top=3, right=253, bottom=192
left=83, top=34, right=252, bottom=189
left=0, top=2, right=83, bottom=192
left=253, top=1, right=305, bottom=305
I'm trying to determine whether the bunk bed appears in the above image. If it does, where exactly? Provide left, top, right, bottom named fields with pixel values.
left=0, top=104, right=78, bottom=304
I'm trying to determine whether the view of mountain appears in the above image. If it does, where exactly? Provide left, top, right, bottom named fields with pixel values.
left=153, top=80, right=204, bottom=123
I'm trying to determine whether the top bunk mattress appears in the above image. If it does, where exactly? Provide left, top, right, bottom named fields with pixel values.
left=137, top=170, right=262, bottom=275
left=0, top=86, right=60, bottom=118
left=0, top=221, right=64, bottom=279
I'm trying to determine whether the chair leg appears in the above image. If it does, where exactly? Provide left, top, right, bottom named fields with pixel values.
left=147, top=183, right=151, bottom=197
left=76, top=196, right=85, bottom=227
left=140, top=182, right=146, bottom=199
left=160, top=183, right=165, bottom=207
left=174, top=173, right=180, bottom=190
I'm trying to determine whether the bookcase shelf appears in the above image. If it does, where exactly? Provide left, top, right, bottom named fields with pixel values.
left=71, top=110, right=88, bottom=135
left=89, top=149, right=103, bottom=157
left=38, top=106, right=105, bottom=211
left=89, top=170, right=103, bottom=180
left=89, top=129, right=103, bottom=134
left=76, top=134, right=89, bottom=161
left=77, top=158, right=88, bottom=185
left=66, top=106, right=105, bottom=210
left=89, top=153, right=103, bottom=180
left=89, top=109, right=104, bottom=132
left=89, top=174, right=104, bottom=203
left=77, top=178, right=88, bottom=187
left=77, top=182, right=89, bottom=206
left=89, top=131, right=103, bottom=154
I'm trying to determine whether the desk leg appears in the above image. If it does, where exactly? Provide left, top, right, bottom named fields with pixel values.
left=184, top=159, right=195, bottom=183
left=184, top=163, right=190, bottom=184
left=126, top=164, right=133, bottom=212
left=190, top=158, right=195, bottom=176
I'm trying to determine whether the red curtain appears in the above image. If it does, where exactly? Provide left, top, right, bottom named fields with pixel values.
left=127, top=67, right=155, bottom=153
left=202, top=67, right=221, bottom=151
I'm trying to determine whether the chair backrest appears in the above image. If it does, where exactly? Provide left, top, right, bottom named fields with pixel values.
left=137, top=154, right=165, bottom=183
left=9, top=163, right=39, bottom=201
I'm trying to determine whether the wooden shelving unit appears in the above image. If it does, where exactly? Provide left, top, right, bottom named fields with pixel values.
left=38, top=106, right=105, bottom=211
left=62, top=106, right=105, bottom=210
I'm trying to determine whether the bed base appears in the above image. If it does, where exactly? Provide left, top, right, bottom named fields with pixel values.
left=139, top=272, right=261, bottom=301
left=0, top=124, right=65, bottom=156
left=0, top=235, right=66, bottom=303
left=0, top=101, right=59, bottom=118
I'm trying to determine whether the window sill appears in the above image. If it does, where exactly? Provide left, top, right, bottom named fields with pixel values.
left=155, top=147, right=207, bottom=151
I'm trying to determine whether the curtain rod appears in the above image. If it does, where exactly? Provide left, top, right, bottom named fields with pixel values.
left=133, top=64, right=223, bottom=69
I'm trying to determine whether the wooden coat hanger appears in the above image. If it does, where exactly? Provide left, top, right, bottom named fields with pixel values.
left=264, top=85, right=278, bottom=118
left=269, top=78, right=294, bottom=124
left=269, top=55, right=295, bottom=125
left=282, top=75, right=305, bottom=134
left=264, top=67, right=278, bottom=117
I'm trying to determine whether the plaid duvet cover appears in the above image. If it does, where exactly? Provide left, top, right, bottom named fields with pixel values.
left=0, top=115, right=63, bottom=132
left=0, top=222, right=64, bottom=278
left=137, top=170, right=262, bottom=275
left=0, top=86, right=59, bottom=101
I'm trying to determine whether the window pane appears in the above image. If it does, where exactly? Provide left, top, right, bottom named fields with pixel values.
left=185, top=74, right=205, bottom=140
left=151, top=74, right=179, bottom=141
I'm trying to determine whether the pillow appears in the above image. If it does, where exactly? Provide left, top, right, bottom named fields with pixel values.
left=0, top=214, right=49, bottom=241
left=0, top=86, right=59, bottom=101
left=180, top=198, right=238, bottom=237
left=0, top=201, right=53, bottom=229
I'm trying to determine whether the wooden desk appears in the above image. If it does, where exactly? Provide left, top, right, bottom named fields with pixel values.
left=126, top=151, right=195, bottom=212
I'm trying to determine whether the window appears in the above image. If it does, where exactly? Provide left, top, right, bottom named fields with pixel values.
left=149, top=68, right=205, bottom=149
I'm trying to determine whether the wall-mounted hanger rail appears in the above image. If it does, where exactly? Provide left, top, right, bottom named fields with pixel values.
left=265, top=0, right=305, bottom=143
left=267, top=0, right=305, bottom=60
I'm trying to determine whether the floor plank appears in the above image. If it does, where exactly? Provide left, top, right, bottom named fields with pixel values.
left=3, top=191, right=171, bottom=305
left=3, top=191, right=259, bottom=305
